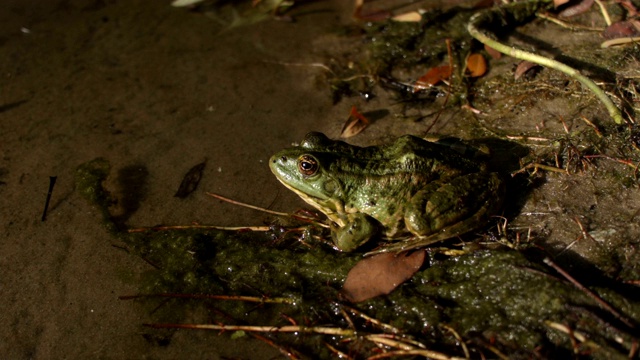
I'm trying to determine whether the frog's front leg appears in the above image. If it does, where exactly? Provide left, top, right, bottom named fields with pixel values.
left=331, top=213, right=379, bottom=252
left=405, top=172, right=503, bottom=238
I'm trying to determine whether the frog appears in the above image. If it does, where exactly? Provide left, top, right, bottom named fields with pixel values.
left=269, top=132, right=504, bottom=253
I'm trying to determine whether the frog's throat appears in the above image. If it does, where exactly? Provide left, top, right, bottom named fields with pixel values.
left=279, top=181, right=346, bottom=226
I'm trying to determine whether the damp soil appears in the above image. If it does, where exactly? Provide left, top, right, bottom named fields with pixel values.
left=1, top=0, right=639, bottom=359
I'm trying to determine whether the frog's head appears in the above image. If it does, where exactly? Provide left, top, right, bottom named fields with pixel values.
left=269, top=146, right=345, bottom=217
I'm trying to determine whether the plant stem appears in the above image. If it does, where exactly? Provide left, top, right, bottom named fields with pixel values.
left=467, top=0, right=624, bottom=124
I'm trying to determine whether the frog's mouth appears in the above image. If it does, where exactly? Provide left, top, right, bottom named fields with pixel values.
left=276, top=179, right=344, bottom=223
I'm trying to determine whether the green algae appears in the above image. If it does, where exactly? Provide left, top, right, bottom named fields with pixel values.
left=76, top=158, right=639, bottom=358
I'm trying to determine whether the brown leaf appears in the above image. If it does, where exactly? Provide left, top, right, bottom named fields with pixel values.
left=341, top=250, right=425, bottom=303
left=174, top=161, right=206, bottom=198
left=619, top=0, right=638, bottom=17
left=353, top=0, right=391, bottom=22
left=466, top=53, right=487, bottom=77
left=558, top=0, right=594, bottom=18
left=414, top=65, right=452, bottom=91
left=514, top=60, right=541, bottom=80
left=484, top=44, right=502, bottom=59
left=602, top=20, right=640, bottom=39
left=340, top=105, right=370, bottom=138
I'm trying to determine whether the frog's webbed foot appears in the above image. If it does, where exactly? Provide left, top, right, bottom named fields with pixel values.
left=332, top=213, right=378, bottom=252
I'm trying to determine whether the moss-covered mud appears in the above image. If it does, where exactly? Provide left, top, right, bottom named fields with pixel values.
left=77, top=158, right=640, bottom=358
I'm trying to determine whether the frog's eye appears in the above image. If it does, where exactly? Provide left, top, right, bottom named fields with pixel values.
left=298, top=155, right=318, bottom=176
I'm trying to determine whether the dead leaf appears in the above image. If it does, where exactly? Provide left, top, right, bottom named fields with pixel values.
left=602, top=20, right=640, bottom=39
left=340, top=106, right=370, bottom=138
left=514, top=60, right=540, bottom=80
left=171, top=0, right=205, bottom=6
left=553, top=0, right=570, bottom=7
left=353, top=0, right=391, bottom=21
left=619, top=0, right=638, bottom=17
left=174, top=161, right=206, bottom=198
left=558, top=0, right=594, bottom=18
left=391, top=11, right=422, bottom=22
left=484, top=44, right=502, bottom=59
left=414, top=65, right=452, bottom=91
left=341, top=250, right=425, bottom=303
left=466, top=53, right=487, bottom=77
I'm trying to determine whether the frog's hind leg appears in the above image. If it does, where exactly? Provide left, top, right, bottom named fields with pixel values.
left=386, top=172, right=504, bottom=254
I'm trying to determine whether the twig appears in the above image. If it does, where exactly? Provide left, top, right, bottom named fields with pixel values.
left=41, top=176, right=57, bottom=221
left=263, top=60, right=334, bottom=74
left=584, top=155, right=640, bottom=171
left=365, top=333, right=428, bottom=351
left=505, top=135, right=551, bottom=142
left=441, top=324, right=470, bottom=359
left=119, top=293, right=296, bottom=304
left=145, top=323, right=357, bottom=335
left=127, top=224, right=272, bottom=233
left=536, top=12, right=604, bottom=31
left=545, top=321, right=602, bottom=351
left=252, top=332, right=302, bottom=360
left=467, top=1, right=625, bottom=124
left=325, top=342, right=349, bottom=359
left=207, top=191, right=329, bottom=227
left=341, top=304, right=401, bottom=334
left=594, top=0, right=612, bottom=26
left=367, top=348, right=465, bottom=360
left=580, top=116, right=603, bottom=137
left=543, top=257, right=636, bottom=328
left=206, top=191, right=290, bottom=216
left=512, top=162, right=569, bottom=175
left=424, top=38, right=453, bottom=135
left=601, top=36, right=640, bottom=48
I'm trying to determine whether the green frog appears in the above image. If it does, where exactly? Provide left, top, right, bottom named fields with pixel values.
left=269, top=132, right=504, bottom=253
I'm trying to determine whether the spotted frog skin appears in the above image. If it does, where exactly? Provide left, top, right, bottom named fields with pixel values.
left=269, top=132, right=504, bottom=253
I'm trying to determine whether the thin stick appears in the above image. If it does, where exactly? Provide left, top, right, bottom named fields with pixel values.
left=145, top=323, right=357, bottom=336
left=341, top=304, right=401, bottom=334
left=594, top=0, right=612, bottom=26
left=367, top=348, right=466, bottom=360
left=536, top=12, right=604, bottom=31
left=441, top=324, right=470, bottom=359
left=545, top=321, right=601, bottom=350
left=601, top=36, right=640, bottom=48
left=584, top=155, right=640, bottom=170
left=424, top=38, right=454, bottom=135
left=365, top=333, right=428, bottom=351
left=207, top=191, right=329, bottom=228
left=543, top=257, right=636, bottom=328
left=467, top=1, right=624, bottom=124
left=119, top=293, right=296, bottom=304
left=41, top=176, right=57, bottom=221
left=505, top=135, right=551, bottom=142
left=512, top=163, right=569, bottom=175
left=206, top=191, right=290, bottom=216
left=580, top=116, right=602, bottom=137
left=127, top=224, right=272, bottom=233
